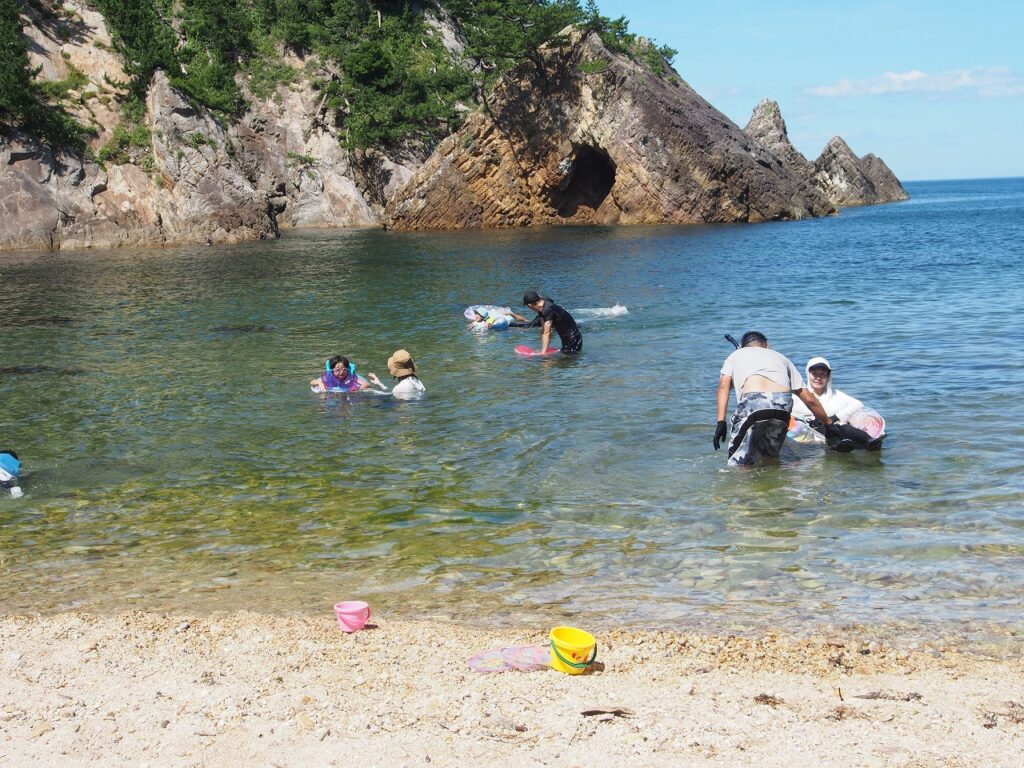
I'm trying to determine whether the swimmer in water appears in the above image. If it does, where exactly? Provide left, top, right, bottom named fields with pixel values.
left=310, top=355, right=370, bottom=393
left=514, top=290, right=582, bottom=354
left=366, top=349, right=425, bottom=399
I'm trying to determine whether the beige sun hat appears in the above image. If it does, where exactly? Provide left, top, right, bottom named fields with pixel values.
left=387, top=349, right=416, bottom=377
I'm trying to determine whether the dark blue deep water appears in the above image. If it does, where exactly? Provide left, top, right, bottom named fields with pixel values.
left=1, top=177, right=1022, bottom=643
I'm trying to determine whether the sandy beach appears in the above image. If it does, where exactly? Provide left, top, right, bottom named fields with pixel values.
left=1, top=612, right=1022, bottom=766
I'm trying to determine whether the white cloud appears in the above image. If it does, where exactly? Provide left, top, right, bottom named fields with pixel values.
left=807, top=66, right=1024, bottom=98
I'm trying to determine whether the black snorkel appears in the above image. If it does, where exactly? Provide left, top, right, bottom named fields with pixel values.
left=725, top=334, right=740, bottom=349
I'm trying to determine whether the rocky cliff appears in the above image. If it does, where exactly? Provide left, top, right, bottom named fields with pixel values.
left=0, top=0, right=406, bottom=251
left=386, top=30, right=833, bottom=230
left=743, top=99, right=812, bottom=174
left=743, top=99, right=909, bottom=207
left=2, top=4, right=908, bottom=251
left=813, top=137, right=909, bottom=206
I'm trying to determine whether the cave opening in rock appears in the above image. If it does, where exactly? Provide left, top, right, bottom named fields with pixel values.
left=553, top=145, right=616, bottom=218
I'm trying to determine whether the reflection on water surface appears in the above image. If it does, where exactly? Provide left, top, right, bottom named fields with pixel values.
left=1, top=179, right=1023, bottom=646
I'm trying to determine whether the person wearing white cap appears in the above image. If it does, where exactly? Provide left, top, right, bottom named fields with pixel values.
left=792, top=357, right=880, bottom=449
left=715, top=331, right=838, bottom=465
left=367, top=350, right=425, bottom=400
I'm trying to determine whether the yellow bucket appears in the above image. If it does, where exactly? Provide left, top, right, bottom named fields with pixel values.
left=549, top=626, right=597, bottom=675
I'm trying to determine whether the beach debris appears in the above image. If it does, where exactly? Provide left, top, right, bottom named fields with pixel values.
left=827, top=705, right=869, bottom=721
left=468, top=645, right=549, bottom=673
left=981, top=701, right=1024, bottom=728
left=753, top=694, right=784, bottom=707
left=580, top=706, right=634, bottom=719
left=854, top=690, right=923, bottom=702
left=29, top=721, right=53, bottom=739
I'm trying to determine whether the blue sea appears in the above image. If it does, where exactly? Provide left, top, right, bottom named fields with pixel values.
left=1, top=177, right=1022, bottom=644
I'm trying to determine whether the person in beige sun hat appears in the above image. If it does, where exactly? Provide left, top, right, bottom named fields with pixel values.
left=367, top=349, right=425, bottom=400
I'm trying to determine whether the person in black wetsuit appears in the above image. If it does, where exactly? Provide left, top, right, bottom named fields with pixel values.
left=511, top=290, right=583, bottom=355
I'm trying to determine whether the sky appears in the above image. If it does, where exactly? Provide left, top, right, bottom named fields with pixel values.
left=595, top=0, right=1024, bottom=180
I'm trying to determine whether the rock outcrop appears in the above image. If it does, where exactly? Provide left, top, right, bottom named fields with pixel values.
left=743, top=99, right=812, bottom=174
left=386, top=30, right=834, bottom=230
left=3, top=4, right=909, bottom=250
left=1, top=1, right=401, bottom=251
left=743, top=99, right=908, bottom=207
left=0, top=72, right=281, bottom=251
left=812, top=136, right=910, bottom=207
left=856, top=152, right=910, bottom=203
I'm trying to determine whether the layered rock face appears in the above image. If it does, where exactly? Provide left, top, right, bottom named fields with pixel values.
left=743, top=99, right=812, bottom=173
left=386, top=30, right=834, bottom=230
left=744, top=99, right=909, bottom=207
left=814, top=138, right=909, bottom=206
left=3, top=5, right=909, bottom=251
left=0, top=73, right=281, bottom=251
left=1, top=1, right=401, bottom=251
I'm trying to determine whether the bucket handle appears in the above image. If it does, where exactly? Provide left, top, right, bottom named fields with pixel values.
left=549, top=639, right=597, bottom=669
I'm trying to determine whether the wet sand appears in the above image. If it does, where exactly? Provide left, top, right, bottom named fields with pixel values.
left=2, top=612, right=1023, bottom=766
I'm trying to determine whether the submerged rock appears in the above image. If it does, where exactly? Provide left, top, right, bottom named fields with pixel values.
left=386, top=29, right=834, bottom=230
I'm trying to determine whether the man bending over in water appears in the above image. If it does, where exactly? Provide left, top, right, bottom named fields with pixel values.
left=714, top=331, right=837, bottom=465
left=512, top=290, right=582, bottom=355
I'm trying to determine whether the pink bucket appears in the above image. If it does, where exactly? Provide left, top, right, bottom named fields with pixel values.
left=334, top=601, right=370, bottom=633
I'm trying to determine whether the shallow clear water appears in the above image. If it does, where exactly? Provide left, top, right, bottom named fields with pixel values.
left=1, top=178, right=1022, bottom=641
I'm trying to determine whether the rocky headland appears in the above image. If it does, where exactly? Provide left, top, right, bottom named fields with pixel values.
left=386, top=29, right=835, bottom=230
left=1, top=2, right=908, bottom=251
left=743, top=98, right=909, bottom=207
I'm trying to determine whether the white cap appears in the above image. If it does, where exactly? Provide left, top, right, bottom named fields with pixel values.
left=806, top=356, right=832, bottom=373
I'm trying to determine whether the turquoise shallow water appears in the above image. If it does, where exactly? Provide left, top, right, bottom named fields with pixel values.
left=1, top=178, right=1022, bottom=641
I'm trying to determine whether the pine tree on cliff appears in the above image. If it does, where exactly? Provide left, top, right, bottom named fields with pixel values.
left=92, top=0, right=181, bottom=97
left=445, top=0, right=582, bottom=112
left=0, top=0, right=38, bottom=130
left=0, top=0, right=84, bottom=148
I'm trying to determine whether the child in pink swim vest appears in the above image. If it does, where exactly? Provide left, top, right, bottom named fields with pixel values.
left=310, top=355, right=369, bottom=393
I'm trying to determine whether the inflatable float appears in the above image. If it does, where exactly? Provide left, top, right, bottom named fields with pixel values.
left=788, top=408, right=886, bottom=450
left=847, top=408, right=886, bottom=440
left=514, top=344, right=560, bottom=357
left=465, top=305, right=516, bottom=331
left=311, top=362, right=367, bottom=393
left=0, top=451, right=23, bottom=498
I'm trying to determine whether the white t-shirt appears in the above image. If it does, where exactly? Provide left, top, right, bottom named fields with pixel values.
left=391, top=376, right=425, bottom=400
left=792, top=386, right=864, bottom=423
left=720, top=347, right=803, bottom=400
